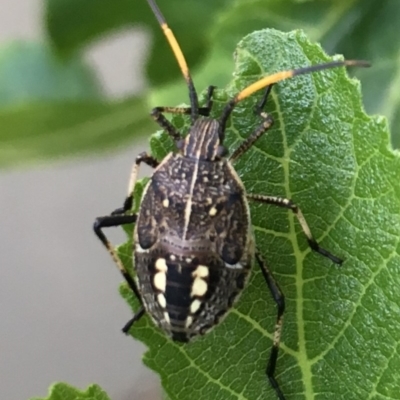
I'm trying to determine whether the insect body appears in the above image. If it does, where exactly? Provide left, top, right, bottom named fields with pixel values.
left=93, top=1, right=369, bottom=398
left=134, top=118, right=253, bottom=341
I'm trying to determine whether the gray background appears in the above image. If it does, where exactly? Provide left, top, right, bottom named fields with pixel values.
left=0, top=1, right=160, bottom=399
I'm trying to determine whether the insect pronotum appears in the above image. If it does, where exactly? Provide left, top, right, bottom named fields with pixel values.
left=93, top=1, right=370, bottom=398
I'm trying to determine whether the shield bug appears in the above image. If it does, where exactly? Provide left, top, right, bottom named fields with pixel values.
left=93, top=0, right=370, bottom=398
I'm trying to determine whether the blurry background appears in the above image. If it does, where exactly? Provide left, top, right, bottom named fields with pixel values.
left=0, top=1, right=160, bottom=400
left=0, top=0, right=398, bottom=399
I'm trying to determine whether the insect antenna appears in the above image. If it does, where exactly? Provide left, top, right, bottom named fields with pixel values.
left=219, top=59, right=371, bottom=139
left=146, top=0, right=199, bottom=122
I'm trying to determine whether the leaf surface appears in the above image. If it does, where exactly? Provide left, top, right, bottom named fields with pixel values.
left=118, top=29, right=400, bottom=400
left=30, top=383, right=111, bottom=400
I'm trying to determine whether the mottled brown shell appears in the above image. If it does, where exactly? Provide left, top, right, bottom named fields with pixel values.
left=134, top=119, right=254, bottom=341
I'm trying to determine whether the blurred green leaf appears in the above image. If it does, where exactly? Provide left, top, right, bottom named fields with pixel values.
left=211, top=0, right=369, bottom=52
left=30, top=383, right=111, bottom=400
left=117, top=30, right=400, bottom=400
left=0, top=41, right=101, bottom=107
left=44, top=0, right=399, bottom=146
left=45, top=0, right=228, bottom=86
left=149, top=46, right=234, bottom=108
left=0, top=96, right=152, bottom=168
left=333, top=1, right=400, bottom=148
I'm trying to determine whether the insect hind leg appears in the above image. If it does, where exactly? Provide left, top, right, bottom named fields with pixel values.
left=256, top=251, right=286, bottom=400
left=122, top=307, right=145, bottom=334
left=93, top=214, right=146, bottom=332
left=94, top=153, right=157, bottom=332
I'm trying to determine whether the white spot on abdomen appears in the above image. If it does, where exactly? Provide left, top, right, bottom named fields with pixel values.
left=157, top=293, right=167, bottom=308
left=155, top=258, right=168, bottom=272
left=153, top=258, right=168, bottom=292
left=154, top=272, right=166, bottom=292
left=190, top=265, right=209, bottom=297
left=185, top=316, right=193, bottom=328
left=190, top=299, right=202, bottom=313
left=192, top=265, right=209, bottom=278
left=163, top=312, right=171, bottom=324
left=191, top=278, right=207, bottom=297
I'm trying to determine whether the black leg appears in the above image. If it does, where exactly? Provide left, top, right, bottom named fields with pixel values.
left=93, top=214, right=140, bottom=299
left=122, top=307, right=145, bottom=334
left=154, top=85, right=215, bottom=117
left=229, top=85, right=274, bottom=163
left=94, top=152, right=157, bottom=332
left=229, top=112, right=274, bottom=163
left=202, top=85, right=216, bottom=112
left=93, top=214, right=146, bottom=331
left=248, top=194, right=343, bottom=264
left=256, top=251, right=286, bottom=400
left=254, top=84, right=274, bottom=115
left=151, top=85, right=216, bottom=142
left=219, top=84, right=274, bottom=142
left=112, top=152, right=159, bottom=216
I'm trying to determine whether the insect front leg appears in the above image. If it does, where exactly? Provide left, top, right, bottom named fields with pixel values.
left=255, top=251, right=286, bottom=400
left=229, top=85, right=274, bottom=163
left=151, top=85, right=216, bottom=142
left=111, top=152, right=159, bottom=215
left=154, top=85, right=215, bottom=116
left=248, top=194, right=343, bottom=264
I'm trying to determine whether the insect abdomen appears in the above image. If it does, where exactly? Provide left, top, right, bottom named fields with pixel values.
left=135, top=247, right=250, bottom=342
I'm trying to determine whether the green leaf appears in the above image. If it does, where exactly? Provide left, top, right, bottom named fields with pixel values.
left=0, top=97, right=152, bottom=169
left=30, top=383, right=111, bottom=400
left=0, top=41, right=101, bottom=107
left=0, top=41, right=138, bottom=169
left=118, top=29, right=400, bottom=399
left=210, top=0, right=400, bottom=146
